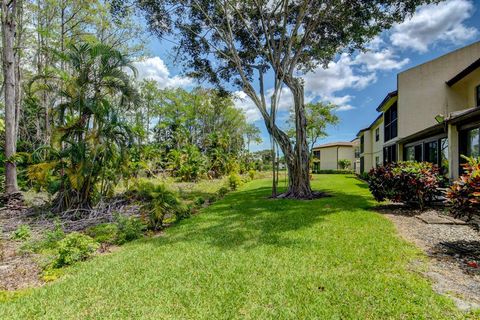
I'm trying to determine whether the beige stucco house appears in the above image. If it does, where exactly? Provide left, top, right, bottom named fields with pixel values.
left=357, top=41, right=480, bottom=179
left=312, top=140, right=359, bottom=172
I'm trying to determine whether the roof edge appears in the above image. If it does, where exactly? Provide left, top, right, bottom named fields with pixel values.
left=376, top=90, right=398, bottom=112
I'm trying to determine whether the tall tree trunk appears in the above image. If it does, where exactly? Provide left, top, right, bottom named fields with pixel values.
left=263, top=76, right=313, bottom=199
left=1, top=0, right=19, bottom=196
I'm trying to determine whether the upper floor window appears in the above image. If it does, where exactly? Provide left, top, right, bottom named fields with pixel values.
left=476, top=85, right=480, bottom=107
left=383, top=144, right=397, bottom=164
left=375, top=128, right=380, bottom=142
left=384, top=103, right=398, bottom=142
left=313, top=150, right=321, bottom=159
left=360, top=135, right=364, bottom=153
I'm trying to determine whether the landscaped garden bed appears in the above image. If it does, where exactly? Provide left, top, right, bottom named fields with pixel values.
left=0, top=175, right=252, bottom=293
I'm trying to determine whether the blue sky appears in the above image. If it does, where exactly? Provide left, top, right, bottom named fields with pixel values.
left=137, top=0, right=480, bottom=151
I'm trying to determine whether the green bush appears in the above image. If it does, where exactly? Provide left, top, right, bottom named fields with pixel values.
left=114, top=214, right=145, bottom=244
left=248, top=169, right=256, bottom=180
left=228, top=173, right=242, bottom=191
left=358, top=172, right=370, bottom=181
left=368, top=162, right=444, bottom=210
left=314, top=169, right=354, bottom=174
left=85, top=223, right=119, bottom=245
left=11, top=225, right=31, bottom=241
left=217, top=186, right=229, bottom=198
left=53, top=232, right=99, bottom=268
left=207, top=195, right=217, bottom=204
left=338, top=159, right=352, bottom=170
left=130, top=182, right=187, bottom=230
left=20, top=221, right=65, bottom=253
left=194, top=197, right=205, bottom=206
left=44, top=220, right=66, bottom=246
left=446, top=156, right=480, bottom=220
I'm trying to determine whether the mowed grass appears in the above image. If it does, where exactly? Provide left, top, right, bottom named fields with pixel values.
left=0, top=175, right=463, bottom=319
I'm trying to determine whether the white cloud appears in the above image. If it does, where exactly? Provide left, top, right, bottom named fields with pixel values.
left=233, top=91, right=262, bottom=123
left=390, top=0, right=478, bottom=52
left=354, top=49, right=410, bottom=72
left=134, top=56, right=192, bottom=88
left=303, top=54, right=377, bottom=111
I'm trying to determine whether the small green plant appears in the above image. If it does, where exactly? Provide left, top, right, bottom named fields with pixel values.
left=52, top=232, right=99, bottom=268
left=217, top=186, right=229, bottom=198
left=20, top=221, right=65, bottom=254
left=338, top=159, right=352, bottom=170
left=11, top=225, right=31, bottom=241
left=85, top=223, right=119, bottom=245
left=194, top=196, right=205, bottom=207
left=115, top=214, right=145, bottom=244
left=44, top=220, right=65, bottom=246
left=130, top=182, right=187, bottom=230
left=207, top=195, right=217, bottom=204
left=248, top=169, right=256, bottom=180
left=228, top=173, right=242, bottom=191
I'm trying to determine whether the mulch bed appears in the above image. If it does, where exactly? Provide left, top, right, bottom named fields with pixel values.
left=377, top=204, right=480, bottom=311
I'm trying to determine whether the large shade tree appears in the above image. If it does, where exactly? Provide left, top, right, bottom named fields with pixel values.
left=121, top=0, right=434, bottom=198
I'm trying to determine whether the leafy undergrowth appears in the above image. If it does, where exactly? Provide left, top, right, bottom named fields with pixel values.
left=0, top=175, right=466, bottom=319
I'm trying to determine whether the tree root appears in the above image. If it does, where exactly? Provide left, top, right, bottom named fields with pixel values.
left=274, top=190, right=328, bottom=200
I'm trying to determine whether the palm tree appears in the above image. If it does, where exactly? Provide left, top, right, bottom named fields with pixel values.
left=29, top=42, right=138, bottom=212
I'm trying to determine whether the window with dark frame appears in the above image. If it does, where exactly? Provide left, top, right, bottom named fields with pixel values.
left=476, top=85, right=480, bottom=107
left=375, top=128, right=379, bottom=142
left=383, top=145, right=397, bottom=164
left=460, top=126, right=480, bottom=175
left=360, top=135, right=364, bottom=153
left=384, top=103, right=398, bottom=142
left=402, top=137, right=449, bottom=174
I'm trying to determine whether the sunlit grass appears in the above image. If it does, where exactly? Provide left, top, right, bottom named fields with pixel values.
left=0, top=175, right=463, bottom=319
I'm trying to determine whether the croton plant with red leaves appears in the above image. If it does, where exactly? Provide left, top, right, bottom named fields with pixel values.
left=367, top=161, right=444, bottom=210
left=446, top=156, right=480, bottom=220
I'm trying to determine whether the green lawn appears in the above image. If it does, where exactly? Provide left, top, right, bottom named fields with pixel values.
left=0, top=175, right=464, bottom=319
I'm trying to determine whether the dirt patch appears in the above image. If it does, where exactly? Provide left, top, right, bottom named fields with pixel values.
left=0, top=239, right=43, bottom=291
left=377, top=204, right=480, bottom=311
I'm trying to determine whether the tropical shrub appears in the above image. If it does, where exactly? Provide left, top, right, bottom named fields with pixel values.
left=316, top=169, right=354, bottom=174
left=168, top=145, right=207, bottom=182
left=11, top=225, right=31, bottom=241
left=27, top=42, right=137, bottom=212
left=20, top=221, right=65, bottom=254
left=338, top=159, right=351, bottom=170
left=228, top=173, right=242, bottom=191
left=217, top=186, right=229, bottom=198
left=248, top=169, right=256, bottom=180
left=129, top=182, right=187, bottom=230
left=368, top=162, right=443, bottom=210
left=194, top=197, right=205, bottom=207
left=53, top=232, right=99, bottom=268
left=446, top=156, right=480, bottom=220
left=85, top=223, right=119, bottom=245
left=114, top=215, right=145, bottom=244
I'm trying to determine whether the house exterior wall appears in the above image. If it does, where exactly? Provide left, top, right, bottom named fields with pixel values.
left=358, top=118, right=384, bottom=173
left=397, top=41, right=480, bottom=139
left=312, top=145, right=356, bottom=171
left=370, top=121, right=384, bottom=167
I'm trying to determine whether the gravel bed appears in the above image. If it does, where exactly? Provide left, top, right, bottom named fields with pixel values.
left=377, top=204, right=480, bottom=311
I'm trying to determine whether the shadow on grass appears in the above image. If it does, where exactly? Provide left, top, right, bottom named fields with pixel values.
left=345, top=176, right=370, bottom=189
left=145, top=184, right=374, bottom=250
